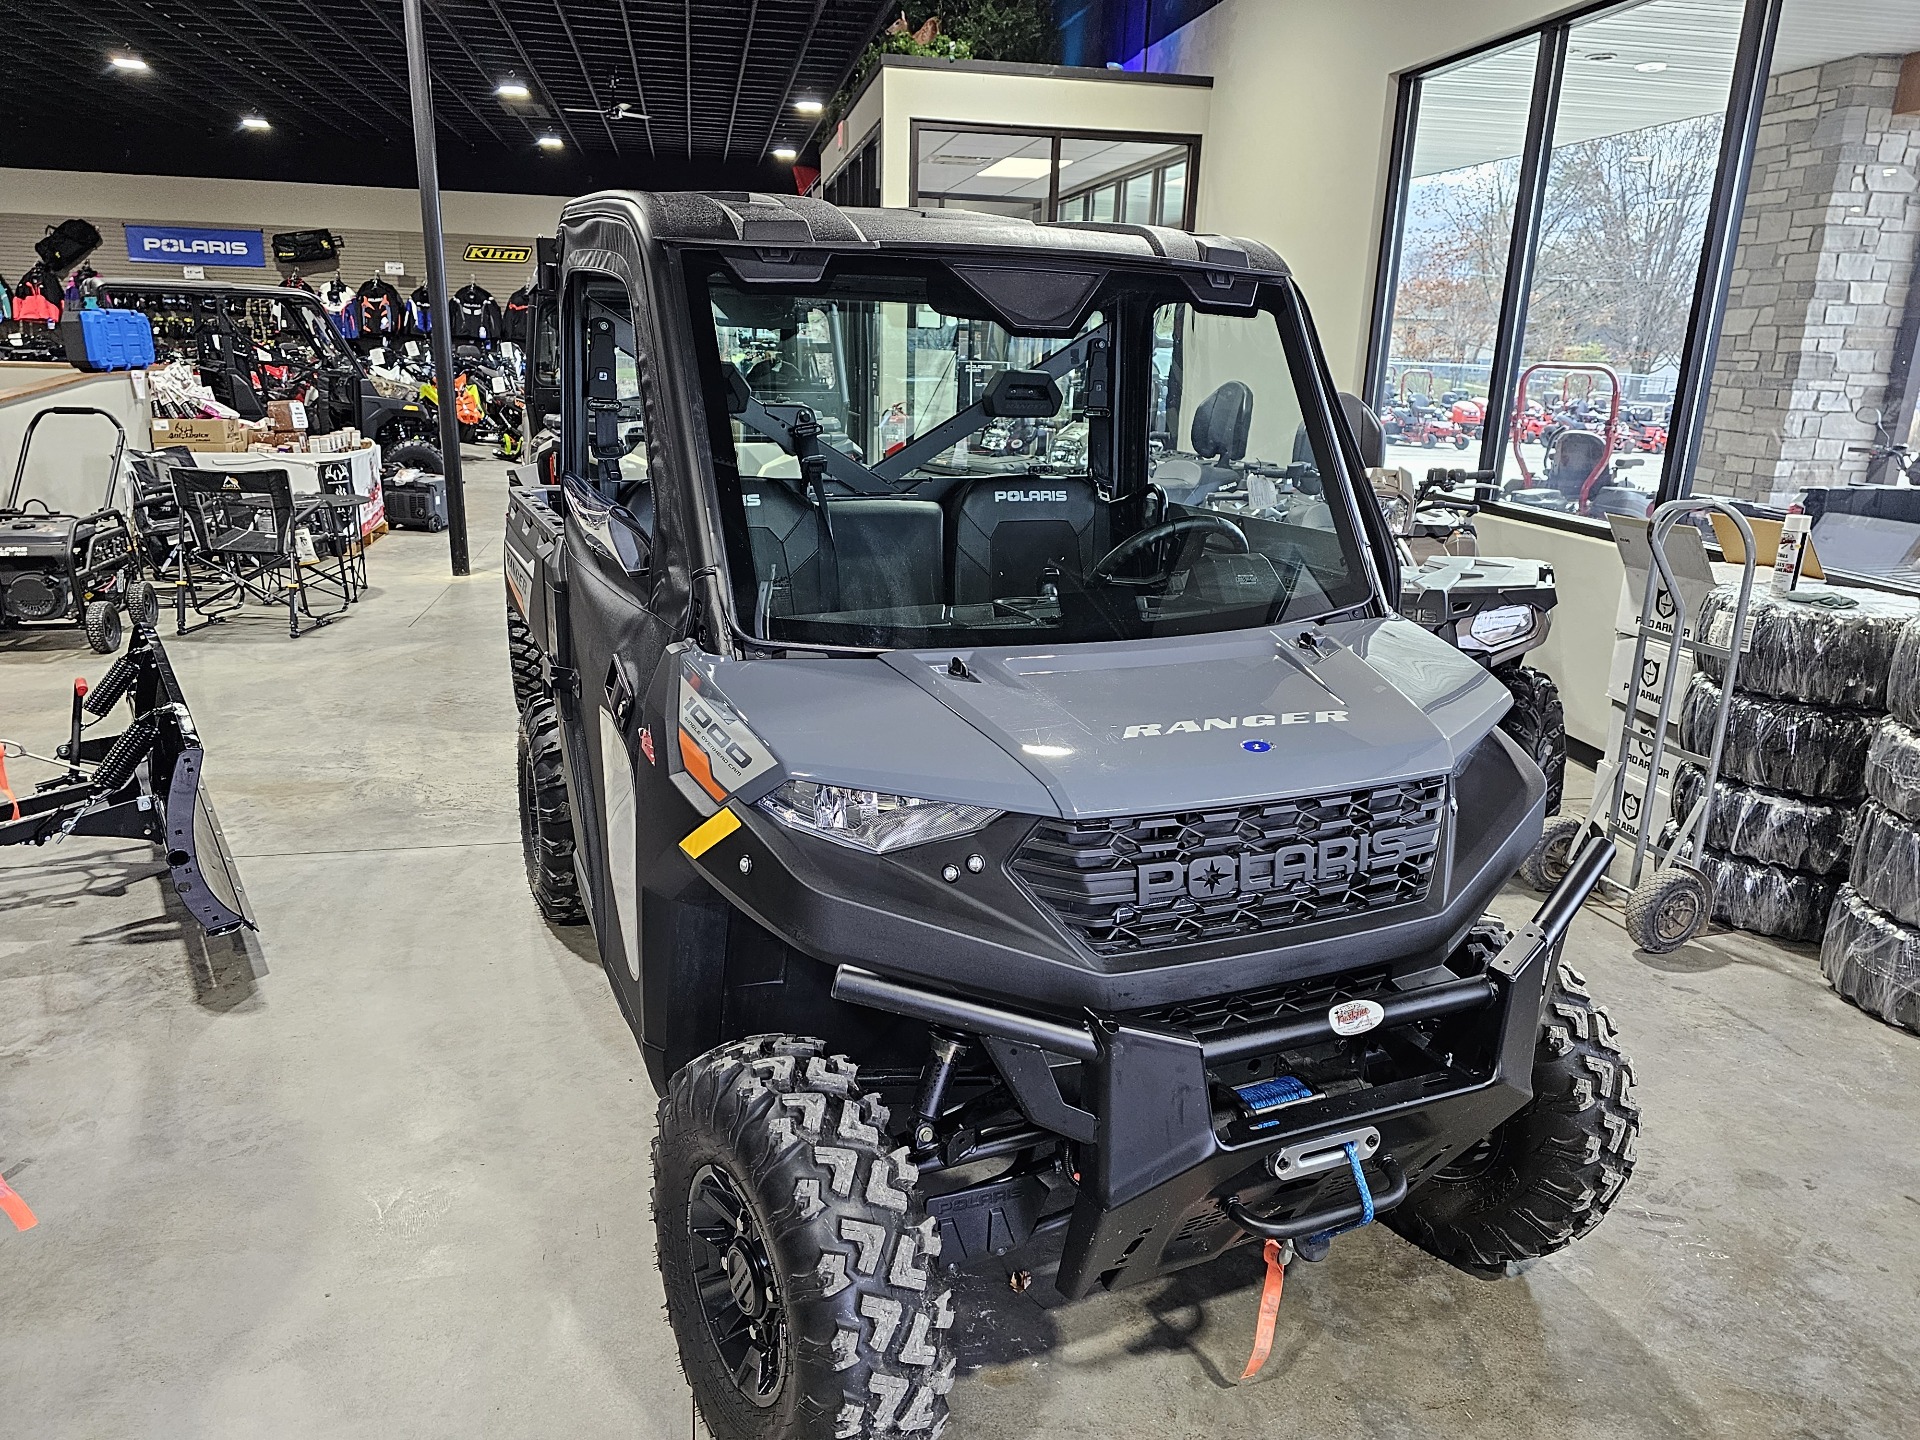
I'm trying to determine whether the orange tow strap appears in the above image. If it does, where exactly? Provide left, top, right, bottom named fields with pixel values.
left=0, top=1175, right=37, bottom=1232
left=1238, top=1238, right=1287, bottom=1381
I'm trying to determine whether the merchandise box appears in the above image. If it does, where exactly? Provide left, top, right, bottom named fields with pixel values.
left=151, top=416, right=256, bottom=451
left=1605, top=632, right=1696, bottom=721
left=267, top=399, right=309, bottom=432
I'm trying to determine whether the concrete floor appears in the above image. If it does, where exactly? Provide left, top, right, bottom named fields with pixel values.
left=4, top=456, right=1918, bottom=1439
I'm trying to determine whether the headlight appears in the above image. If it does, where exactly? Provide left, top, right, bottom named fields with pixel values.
left=1467, top=604, right=1539, bottom=650
left=758, top=781, right=1000, bottom=854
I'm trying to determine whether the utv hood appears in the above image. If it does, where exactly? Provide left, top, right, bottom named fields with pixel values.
left=701, top=617, right=1509, bottom=820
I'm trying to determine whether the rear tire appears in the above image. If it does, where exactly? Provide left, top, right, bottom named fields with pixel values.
left=1387, top=954, right=1638, bottom=1278
left=387, top=440, right=444, bottom=474
left=517, top=696, right=586, bottom=925
left=1497, top=664, right=1566, bottom=817
left=655, top=1036, right=957, bottom=1440
left=506, top=604, right=545, bottom=712
left=84, top=599, right=122, bottom=654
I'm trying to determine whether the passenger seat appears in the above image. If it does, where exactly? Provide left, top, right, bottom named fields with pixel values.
left=739, top=481, right=945, bottom=617
left=947, top=476, right=1105, bottom=605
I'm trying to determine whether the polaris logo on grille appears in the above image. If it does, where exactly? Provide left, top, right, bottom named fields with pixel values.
left=1130, top=823, right=1440, bottom=904
left=1121, top=712, right=1348, bottom=739
left=993, top=489, right=1069, bottom=503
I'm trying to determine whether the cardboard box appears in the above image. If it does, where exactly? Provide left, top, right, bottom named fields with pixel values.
left=1606, top=632, right=1697, bottom=721
left=267, top=399, right=309, bottom=432
left=151, top=416, right=256, bottom=452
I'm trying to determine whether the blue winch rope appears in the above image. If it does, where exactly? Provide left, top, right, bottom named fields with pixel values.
left=1310, top=1141, right=1375, bottom=1244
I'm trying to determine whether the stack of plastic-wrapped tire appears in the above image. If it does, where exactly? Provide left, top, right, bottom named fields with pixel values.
left=1821, top=617, right=1920, bottom=1032
left=1677, top=584, right=1915, bottom=942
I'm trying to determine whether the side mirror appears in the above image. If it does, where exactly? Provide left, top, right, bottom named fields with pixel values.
left=1856, top=403, right=1884, bottom=426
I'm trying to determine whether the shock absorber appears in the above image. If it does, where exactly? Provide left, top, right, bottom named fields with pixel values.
left=911, top=1030, right=969, bottom=1160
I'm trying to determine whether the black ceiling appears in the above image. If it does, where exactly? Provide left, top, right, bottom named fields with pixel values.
left=7, top=0, right=894, bottom=194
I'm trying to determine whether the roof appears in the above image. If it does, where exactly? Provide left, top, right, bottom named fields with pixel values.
left=564, top=190, right=1290, bottom=276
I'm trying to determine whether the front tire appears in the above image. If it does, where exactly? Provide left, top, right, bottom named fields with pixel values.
left=1497, top=663, right=1566, bottom=816
left=517, top=697, right=586, bottom=925
left=655, top=1037, right=957, bottom=1440
left=1387, top=952, right=1638, bottom=1278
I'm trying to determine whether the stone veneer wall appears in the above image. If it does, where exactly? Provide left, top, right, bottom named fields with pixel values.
left=1696, top=55, right=1920, bottom=505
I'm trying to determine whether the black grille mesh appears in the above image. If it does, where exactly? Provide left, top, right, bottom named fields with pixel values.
left=1012, top=778, right=1447, bottom=956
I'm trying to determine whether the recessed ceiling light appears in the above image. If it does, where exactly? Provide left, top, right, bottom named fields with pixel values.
left=979, top=156, right=1052, bottom=180
left=536, top=134, right=564, bottom=150
left=793, top=98, right=824, bottom=115
left=108, top=53, right=148, bottom=71
left=239, top=115, right=271, bottom=131
left=495, top=80, right=531, bottom=100
left=772, top=146, right=799, bottom=163
left=1634, top=61, right=1668, bottom=73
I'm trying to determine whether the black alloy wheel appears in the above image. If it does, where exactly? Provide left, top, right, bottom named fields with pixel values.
left=688, top=1164, right=789, bottom=1408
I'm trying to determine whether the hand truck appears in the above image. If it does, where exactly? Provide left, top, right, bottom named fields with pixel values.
left=1523, top=497, right=1758, bottom=953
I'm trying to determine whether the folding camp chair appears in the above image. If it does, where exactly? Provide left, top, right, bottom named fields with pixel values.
left=168, top=465, right=352, bottom=637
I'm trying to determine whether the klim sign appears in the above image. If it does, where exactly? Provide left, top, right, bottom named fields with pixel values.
left=125, top=225, right=265, bottom=267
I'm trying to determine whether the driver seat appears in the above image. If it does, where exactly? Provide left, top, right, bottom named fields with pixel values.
left=1545, top=430, right=1607, bottom=501
left=1158, top=381, right=1251, bottom=508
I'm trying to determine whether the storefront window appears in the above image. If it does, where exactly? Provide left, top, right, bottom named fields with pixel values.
left=1373, top=39, right=1540, bottom=473
left=1504, top=0, right=1745, bottom=516
left=1694, top=0, right=1920, bottom=585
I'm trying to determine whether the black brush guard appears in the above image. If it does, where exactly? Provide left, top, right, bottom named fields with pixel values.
left=2, top=626, right=254, bottom=936
left=833, top=833, right=1611, bottom=1297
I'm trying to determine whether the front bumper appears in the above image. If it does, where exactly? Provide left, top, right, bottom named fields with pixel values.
left=833, top=832, right=1612, bottom=1298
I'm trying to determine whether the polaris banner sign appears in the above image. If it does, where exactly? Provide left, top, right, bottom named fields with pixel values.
left=125, top=225, right=265, bottom=267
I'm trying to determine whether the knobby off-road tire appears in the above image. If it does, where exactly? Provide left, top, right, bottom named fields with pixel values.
left=126, top=579, right=160, bottom=630
left=655, top=1036, right=957, bottom=1440
left=387, top=439, right=444, bottom=474
left=1497, top=663, right=1566, bottom=817
left=84, top=598, right=122, bottom=654
left=517, top=696, right=586, bottom=925
left=1388, top=944, right=1638, bottom=1279
left=506, top=602, right=545, bottom=712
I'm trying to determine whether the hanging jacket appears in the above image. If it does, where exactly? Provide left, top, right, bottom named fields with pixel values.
left=280, top=273, right=316, bottom=294
left=503, top=284, right=533, bottom=348
left=407, top=283, right=433, bottom=336
left=449, top=282, right=503, bottom=345
left=321, top=279, right=359, bottom=340
left=353, top=277, right=405, bottom=341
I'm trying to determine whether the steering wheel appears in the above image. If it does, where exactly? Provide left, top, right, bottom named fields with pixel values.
left=1091, top=513, right=1249, bottom=581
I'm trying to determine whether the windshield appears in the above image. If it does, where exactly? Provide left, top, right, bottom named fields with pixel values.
left=691, top=261, right=1376, bottom=651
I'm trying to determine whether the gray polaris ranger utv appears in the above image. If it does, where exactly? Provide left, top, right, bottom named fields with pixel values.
left=503, top=191, right=1636, bottom=1440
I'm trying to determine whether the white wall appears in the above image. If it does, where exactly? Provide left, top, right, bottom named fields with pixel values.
left=1149, top=0, right=1568, bottom=388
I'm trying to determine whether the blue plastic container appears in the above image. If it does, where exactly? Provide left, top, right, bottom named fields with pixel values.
left=60, top=309, right=157, bottom=371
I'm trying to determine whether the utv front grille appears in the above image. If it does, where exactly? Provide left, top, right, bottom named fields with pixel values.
left=1011, top=778, right=1447, bottom=956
